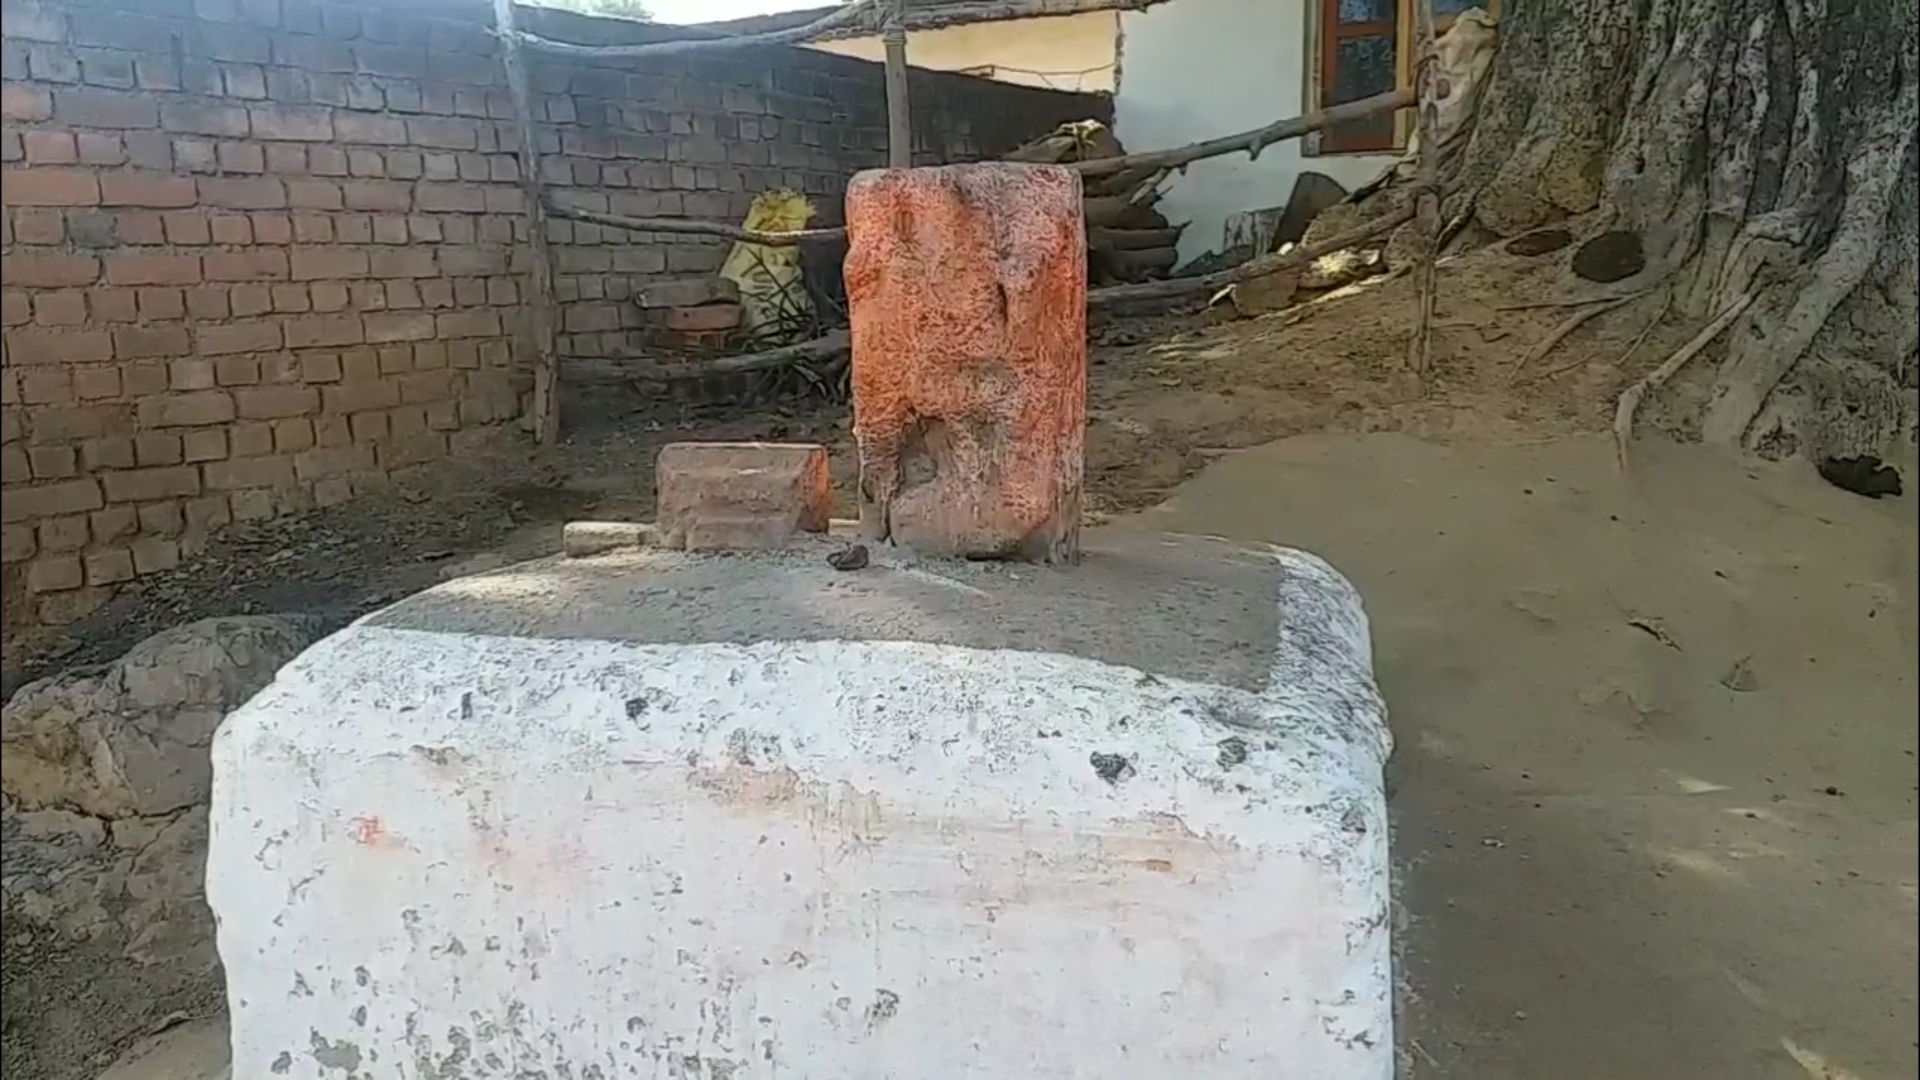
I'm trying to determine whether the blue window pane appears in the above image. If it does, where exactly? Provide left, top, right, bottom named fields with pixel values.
left=1338, top=0, right=1394, bottom=23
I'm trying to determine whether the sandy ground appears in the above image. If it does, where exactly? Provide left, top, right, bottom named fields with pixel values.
left=20, top=242, right=1912, bottom=1077
left=1130, top=432, right=1919, bottom=1079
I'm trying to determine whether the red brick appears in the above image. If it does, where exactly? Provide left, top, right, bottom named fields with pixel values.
left=1, top=524, right=38, bottom=565
left=76, top=133, right=125, bottom=166
left=181, top=428, right=228, bottom=463
left=248, top=105, right=332, bottom=142
left=197, top=320, right=282, bottom=355
left=130, top=536, right=182, bottom=575
left=114, top=211, right=167, bottom=244
left=333, top=113, right=407, bottom=145
left=54, top=89, right=159, bottom=129
left=2, top=255, right=100, bottom=288
left=1, top=85, right=54, bottom=123
left=31, top=291, right=88, bottom=326
left=73, top=366, right=122, bottom=400
left=214, top=354, right=262, bottom=385
left=363, top=311, right=435, bottom=343
left=100, top=171, right=199, bottom=208
left=653, top=443, right=833, bottom=552
left=104, top=253, right=201, bottom=286
left=91, top=506, right=138, bottom=543
left=283, top=315, right=364, bottom=348
left=414, top=181, right=485, bottom=212
left=340, top=179, right=411, bottom=212
left=114, top=325, right=193, bottom=359
left=234, top=384, right=317, bottom=419
left=197, top=175, right=286, bottom=209
left=167, top=359, right=215, bottom=391
left=138, top=288, right=186, bottom=320
left=1, top=478, right=104, bottom=524
left=34, top=518, right=89, bottom=556
left=137, top=391, right=235, bottom=428
left=2, top=168, right=101, bottom=206
left=204, top=250, right=289, bottom=281
left=28, top=445, right=78, bottom=480
left=204, top=455, right=294, bottom=490
left=216, top=140, right=265, bottom=173
left=160, top=98, right=250, bottom=137
left=89, top=288, right=140, bottom=322
left=161, top=212, right=213, bottom=245
left=250, top=213, right=292, bottom=244
left=135, top=432, right=185, bottom=466
left=286, top=179, right=344, bottom=210
left=27, top=556, right=85, bottom=594
left=22, top=130, right=78, bottom=165
left=84, top=548, right=136, bottom=586
left=6, top=328, right=114, bottom=365
left=435, top=310, right=499, bottom=338
left=369, top=249, right=435, bottom=278
left=2, top=293, right=29, bottom=327
left=288, top=248, right=368, bottom=280
left=210, top=214, right=253, bottom=245
left=13, top=209, right=67, bottom=245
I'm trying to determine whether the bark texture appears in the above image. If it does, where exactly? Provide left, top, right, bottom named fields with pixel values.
left=1461, top=0, right=1918, bottom=455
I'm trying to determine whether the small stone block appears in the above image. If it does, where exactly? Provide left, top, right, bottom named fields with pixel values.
left=634, top=277, right=740, bottom=311
left=563, top=521, right=656, bottom=559
left=845, top=163, right=1087, bottom=563
left=655, top=442, right=831, bottom=553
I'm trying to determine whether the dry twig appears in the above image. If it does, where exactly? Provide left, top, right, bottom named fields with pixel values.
left=1505, top=292, right=1641, bottom=385
left=1522, top=289, right=1672, bottom=385
left=1613, top=291, right=1757, bottom=473
left=1070, top=89, right=1413, bottom=178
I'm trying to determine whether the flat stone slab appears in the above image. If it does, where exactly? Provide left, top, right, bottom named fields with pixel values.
left=208, top=529, right=1394, bottom=1078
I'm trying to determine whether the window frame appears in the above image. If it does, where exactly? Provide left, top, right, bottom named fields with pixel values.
left=1310, top=0, right=1498, bottom=157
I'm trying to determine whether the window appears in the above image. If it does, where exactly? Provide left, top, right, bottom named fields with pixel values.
left=1315, top=0, right=1490, bottom=154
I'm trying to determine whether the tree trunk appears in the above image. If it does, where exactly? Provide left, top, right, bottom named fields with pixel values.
left=1461, top=0, right=1918, bottom=456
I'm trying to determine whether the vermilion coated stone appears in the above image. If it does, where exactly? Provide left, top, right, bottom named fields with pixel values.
left=844, top=163, right=1087, bottom=563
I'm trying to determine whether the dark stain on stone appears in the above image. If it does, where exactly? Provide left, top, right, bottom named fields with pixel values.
left=1216, top=736, right=1250, bottom=768
left=864, top=988, right=901, bottom=1029
left=1090, top=751, right=1136, bottom=784
left=1570, top=230, right=1645, bottom=283
left=271, top=1050, right=293, bottom=1074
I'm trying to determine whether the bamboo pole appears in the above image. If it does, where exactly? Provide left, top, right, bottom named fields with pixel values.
left=543, top=92, right=1412, bottom=246
left=492, top=0, right=561, bottom=445
left=882, top=0, right=912, bottom=168
left=1405, top=0, right=1442, bottom=380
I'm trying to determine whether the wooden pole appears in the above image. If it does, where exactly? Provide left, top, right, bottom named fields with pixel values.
left=1405, top=0, right=1442, bottom=381
left=492, top=0, right=561, bottom=445
left=882, top=0, right=912, bottom=168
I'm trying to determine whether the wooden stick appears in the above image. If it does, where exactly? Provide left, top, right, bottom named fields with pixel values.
left=1614, top=291, right=1756, bottom=473
left=612, top=331, right=852, bottom=381
left=1070, top=88, right=1414, bottom=178
left=1496, top=292, right=1645, bottom=312
left=598, top=207, right=1423, bottom=383
left=882, top=0, right=912, bottom=169
left=515, top=0, right=880, bottom=57
left=1522, top=289, right=1671, bottom=385
left=1504, top=292, right=1639, bottom=385
left=1405, top=0, right=1441, bottom=378
left=550, top=94, right=1414, bottom=247
left=547, top=200, right=846, bottom=246
left=492, top=0, right=561, bottom=445
left=1089, top=202, right=1418, bottom=307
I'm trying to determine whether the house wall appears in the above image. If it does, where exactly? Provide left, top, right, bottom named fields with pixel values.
left=1113, top=0, right=1398, bottom=263
left=808, top=12, right=1119, bottom=93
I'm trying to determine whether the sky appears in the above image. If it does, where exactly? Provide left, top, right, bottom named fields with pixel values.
left=647, top=0, right=823, bottom=24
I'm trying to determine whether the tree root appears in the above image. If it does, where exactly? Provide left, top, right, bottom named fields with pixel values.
left=1522, top=289, right=1671, bottom=385
left=1505, top=292, right=1643, bottom=385
left=1615, top=291, right=1757, bottom=473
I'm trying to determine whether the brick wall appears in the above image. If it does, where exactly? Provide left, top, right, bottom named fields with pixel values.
left=2, top=0, right=1110, bottom=630
left=2, top=0, right=531, bottom=628
left=517, top=7, right=1110, bottom=362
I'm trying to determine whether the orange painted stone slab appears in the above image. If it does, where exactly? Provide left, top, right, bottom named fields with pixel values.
left=844, top=163, right=1087, bottom=563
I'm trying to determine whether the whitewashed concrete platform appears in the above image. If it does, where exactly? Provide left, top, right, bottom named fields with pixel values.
left=207, top=530, right=1393, bottom=1078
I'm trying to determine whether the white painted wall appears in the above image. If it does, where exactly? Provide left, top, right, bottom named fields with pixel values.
left=1114, top=0, right=1399, bottom=263
left=812, top=12, right=1120, bottom=92
left=208, top=549, right=1394, bottom=1078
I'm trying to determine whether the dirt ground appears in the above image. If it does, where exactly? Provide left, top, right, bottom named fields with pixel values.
left=9, top=243, right=1915, bottom=1078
